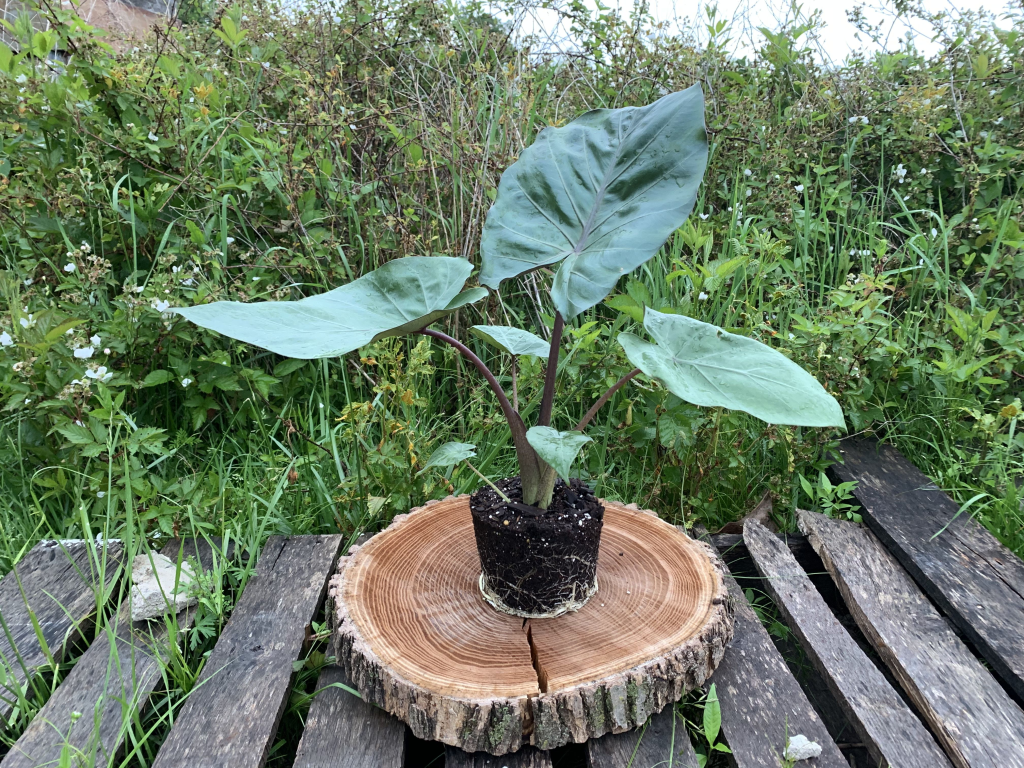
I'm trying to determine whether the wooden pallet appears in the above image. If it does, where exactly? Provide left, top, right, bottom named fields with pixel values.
left=2, top=438, right=1023, bottom=767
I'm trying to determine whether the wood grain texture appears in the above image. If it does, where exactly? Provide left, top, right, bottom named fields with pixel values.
left=743, top=519, right=952, bottom=768
left=585, top=704, right=699, bottom=768
left=799, top=509, right=1024, bottom=768
left=445, top=745, right=552, bottom=768
left=700, top=535, right=847, bottom=768
left=152, top=535, right=342, bottom=768
left=831, top=439, right=1024, bottom=700
left=1, top=540, right=221, bottom=768
left=0, top=539, right=123, bottom=725
left=331, top=497, right=732, bottom=755
left=292, top=665, right=406, bottom=768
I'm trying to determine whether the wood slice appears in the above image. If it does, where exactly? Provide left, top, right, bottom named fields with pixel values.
left=330, top=496, right=732, bottom=756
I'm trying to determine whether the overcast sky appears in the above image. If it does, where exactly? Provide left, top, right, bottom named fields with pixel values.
left=515, top=0, right=1016, bottom=64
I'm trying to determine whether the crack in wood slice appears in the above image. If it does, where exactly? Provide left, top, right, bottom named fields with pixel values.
left=330, top=496, right=732, bottom=755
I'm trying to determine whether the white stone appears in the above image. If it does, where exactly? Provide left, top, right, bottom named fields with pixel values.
left=785, top=735, right=823, bottom=761
left=130, top=553, right=197, bottom=621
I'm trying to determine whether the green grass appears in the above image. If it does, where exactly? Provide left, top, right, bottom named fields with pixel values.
left=0, top=0, right=1021, bottom=762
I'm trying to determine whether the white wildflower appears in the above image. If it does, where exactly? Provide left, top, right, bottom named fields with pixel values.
left=80, top=241, right=91, bottom=253
left=23, top=278, right=32, bottom=286
left=104, top=348, right=111, bottom=354
left=931, top=228, right=938, bottom=238
left=0, top=331, right=12, bottom=347
left=745, top=188, right=752, bottom=197
left=74, top=347, right=94, bottom=359
left=90, top=334, right=101, bottom=346
left=794, top=184, right=805, bottom=193
left=860, top=116, right=869, bottom=125
left=97, top=491, right=106, bottom=498
left=64, top=263, right=76, bottom=273
left=15, top=74, right=27, bottom=84
left=920, top=167, right=928, bottom=174
left=262, top=62, right=270, bottom=70
left=699, top=213, right=709, bottom=220
left=743, top=168, right=752, bottom=177
left=894, top=163, right=906, bottom=183
left=148, top=132, right=159, bottom=142
left=226, top=237, right=235, bottom=244
left=181, top=377, right=193, bottom=387
left=85, top=366, right=112, bottom=383
left=698, top=292, right=709, bottom=301
left=152, top=299, right=171, bottom=313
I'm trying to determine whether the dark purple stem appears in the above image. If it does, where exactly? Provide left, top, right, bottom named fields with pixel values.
left=419, top=329, right=516, bottom=423
left=575, top=368, right=642, bottom=432
left=417, top=329, right=540, bottom=490
left=537, top=312, right=564, bottom=427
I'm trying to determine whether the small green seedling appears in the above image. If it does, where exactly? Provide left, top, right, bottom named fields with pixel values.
left=696, top=683, right=732, bottom=766
left=172, top=85, right=844, bottom=513
left=799, top=473, right=861, bottom=522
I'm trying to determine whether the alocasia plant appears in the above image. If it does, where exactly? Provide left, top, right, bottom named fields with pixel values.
left=173, top=84, right=844, bottom=511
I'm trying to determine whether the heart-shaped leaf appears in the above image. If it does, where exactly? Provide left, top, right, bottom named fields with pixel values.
left=526, top=427, right=593, bottom=481
left=419, top=441, right=477, bottom=474
left=470, top=325, right=550, bottom=358
left=479, top=85, right=708, bottom=319
left=618, top=309, right=845, bottom=428
left=174, top=257, right=484, bottom=359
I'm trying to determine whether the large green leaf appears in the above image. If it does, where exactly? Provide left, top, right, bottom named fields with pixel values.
left=470, top=325, right=550, bottom=358
left=525, top=427, right=593, bottom=481
left=419, top=441, right=477, bottom=474
left=479, top=85, right=708, bottom=319
left=174, top=257, right=484, bottom=359
left=619, top=309, right=845, bottom=428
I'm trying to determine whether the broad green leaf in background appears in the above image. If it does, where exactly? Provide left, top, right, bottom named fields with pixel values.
left=419, top=441, right=477, bottom=474
left=525, top=427, right=593, bottom=481
left=479, top=85, right=708, bottom=319
left=619, top=309, right=845, bottom=428
left=470, top=325, right=550, bottom=358
left=174, top=257, right=485, bottom=359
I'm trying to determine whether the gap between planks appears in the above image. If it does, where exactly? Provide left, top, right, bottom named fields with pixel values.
left=1, top=540, right=224, bottom=768
left=0, top=539, right=124, bottom=728
left=695, top=527, right=848, bottom=768
left=151, top=534, right=342, bottom=768
left=831, top=439, right=1024, bottom=702
left=743, top=517, right=951, bottom=768
left=799, top=509, right=1024, bottom=768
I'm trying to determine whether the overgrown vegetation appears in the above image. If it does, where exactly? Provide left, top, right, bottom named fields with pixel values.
left=0, top=0, right=1022, bottom=758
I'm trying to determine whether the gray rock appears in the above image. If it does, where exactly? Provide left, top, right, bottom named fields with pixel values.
left=130, top=553, right=197, bottom=621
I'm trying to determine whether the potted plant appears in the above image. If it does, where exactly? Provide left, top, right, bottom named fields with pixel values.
left=171, top=84, right=844, bottom=619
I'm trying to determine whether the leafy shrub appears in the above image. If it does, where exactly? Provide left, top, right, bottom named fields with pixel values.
left=0, top=0, right=1021, bottom=561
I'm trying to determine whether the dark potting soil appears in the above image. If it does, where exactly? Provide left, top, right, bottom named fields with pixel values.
left=470, top=477, right=604, bottom=616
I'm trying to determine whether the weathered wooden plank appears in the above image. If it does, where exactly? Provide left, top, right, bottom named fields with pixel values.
left=701, top=536, right=847, bottom=768
left=445, top=745, right=551, bottom=768
left=585, top=704, right=700, bottom=768
left=799, top=509, right=1024, bottom=768
left=0, top=539, right=123, bottom=725
left=152, top=535, right=343, bottom=768
left=1, top=540, right=223, bottom=768
left=292, top=665, right=405, bottom=768
left=831, top=439, right=1024, bottom=701
left=743, top=519, right=952, bottom=768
